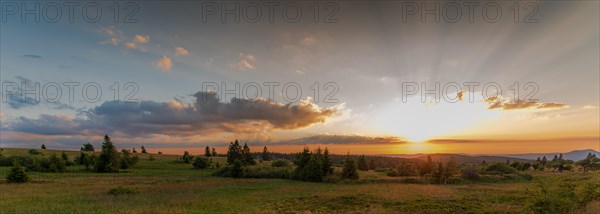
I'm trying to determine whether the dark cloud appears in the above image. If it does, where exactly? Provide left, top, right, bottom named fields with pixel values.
left=6, top=91, right=339, bottom=137
left=272, top=134, right=407, bottom=145
left=485, top=96, right=568, bottom=110
left=2, top=76, right=75, bottom=110
left=21, top=54, right=42, bottom=59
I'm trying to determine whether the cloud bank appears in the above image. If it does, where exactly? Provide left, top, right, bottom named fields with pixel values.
left=5, top=91, right=339, bottom=137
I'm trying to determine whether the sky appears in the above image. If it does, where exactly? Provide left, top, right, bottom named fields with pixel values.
left=0, top=1, right=598, bottom=155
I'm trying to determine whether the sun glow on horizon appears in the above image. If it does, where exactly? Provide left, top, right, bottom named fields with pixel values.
left=372, top=93, right=501, bottom=143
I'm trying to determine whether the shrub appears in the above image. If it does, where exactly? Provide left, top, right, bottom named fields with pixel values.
left=107, top=186, right=139, bottom=195
left=120, top=149, right=139, bottom=169
left=28, top=149, right=42, bottom=155
left=460, top=167, right=480, bottom=181
left=485, top=162, right=516, bottom=175
left=271, top=159, right=290, bottom=167
left=6, top=163, right=29, bottom=183
left=322, top=173, right=342, bottom=183
left=527, top=178, right=579, bottom=213
left=182, top=151, right=193, bottom=164
left=149, top=155, right=155, bottom=161
left=192, top=156, right=209, bottom=169
left=243, top=165, right=292, bottom=179
left=213, top=160, right=244, bottom=178
left=386, top=169, right=399, bottom=177
left=77, top=153, right=96, bottom=171
left=0, top=155, right=35, bottom=169
left=38, top=153, right=67, bottom=173
left=61, top=152, right=74, bottom=166
left=213, top=164, right=292, bottom=179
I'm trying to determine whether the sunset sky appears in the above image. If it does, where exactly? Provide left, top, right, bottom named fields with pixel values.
left=0, top=1, right=598, bottom=155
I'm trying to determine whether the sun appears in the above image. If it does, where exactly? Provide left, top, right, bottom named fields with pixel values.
left=372, top=93, right=501, bottom=143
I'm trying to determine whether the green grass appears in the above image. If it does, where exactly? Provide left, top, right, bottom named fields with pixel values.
left=0, top=148, right=598, bottom=213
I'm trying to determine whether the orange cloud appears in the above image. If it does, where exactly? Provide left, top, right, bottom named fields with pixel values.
left=133, top=34, right=150, bottom=43
left=175, top=47, right=190, bottom=56
left=485, top=96, right=568, bottom=110
left=153, top=56, right=173, bottom=71
left=230, top=53, right=256, bottom=71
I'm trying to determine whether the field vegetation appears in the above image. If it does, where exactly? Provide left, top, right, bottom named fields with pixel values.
left=1, top=136, right=599, bottom=213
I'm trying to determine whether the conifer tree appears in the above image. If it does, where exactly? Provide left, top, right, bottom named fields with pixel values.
left=41, top=144, right=47, bottom=150
left=95, top=135, right=120, bottom=173
left=211, top=147, right=217, bottom=156
left=205, top=146, right=211, bottom=157
left=227, top=140, right=242, bottom=165
left=141, top=146, right=147, bottom=153
left=261, top=146, right=272, bottom=161
left=322, top=147, right=333, bottom=175
left=341, top=153, right=359, bottom=180
left=242, top=143, right=255, bottom=165
left=357, top=155, right=369, bottom=171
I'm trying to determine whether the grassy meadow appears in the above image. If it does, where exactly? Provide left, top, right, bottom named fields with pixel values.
left=1, top=148, right=599, bottom=213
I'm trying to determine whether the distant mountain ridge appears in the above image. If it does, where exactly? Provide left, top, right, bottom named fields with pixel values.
left=377, top=149, right=599, bottom=164
left=379, top=153, right=532, bottom=165
left=498, top=149, right=599, bottom=161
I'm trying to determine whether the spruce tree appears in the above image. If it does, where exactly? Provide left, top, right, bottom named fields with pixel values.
left=242, top=143, right=255, bottom=165
left=357, top=155, right=369, bottom=171
left=227, top=140, right=242, bottom=165
left=261, top=146, right=272, bottom=161
left=211, top=147, right=217, bottom=156
left=341, top=154, right=358, bottom=180
left=41, top=144, right=47, bottom=150
left=322, top=147, right=333, bottom=175
left=95, top=135, right=120, bottom=173
left=205, top=146, right=211, bottom=157
left=304, top=155, right=324, bottom=182
left=141, top=146, right=147, bottom=153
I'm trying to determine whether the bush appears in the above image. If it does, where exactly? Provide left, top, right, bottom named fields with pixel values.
left=182, top=151, right=193, bottom=164
left=0, top=155, right=35, bottom=169
left=271, top=159, right=290, bottom=167
left=527, top=178, right=579, bottom=213
left=61, top=152, right=74, bottom=166
left=28, top=149, right=42, bottom=155
left=38, top=153, right=67, bottom=173
left=213, top=160, right=244, bottom=178
left=6, top=163, right=29, bottom=183
left=120, top=149, right=139, bottom=169
left=243, top=165, right=292, bottom=179
left=77, top=152, right=96, bottom=171
left=192, top=156, right=209, bottom=169
left=460, top=167, right=480, bottom=181
left=322, top=173, right=342, bottom=183
left=386, top=169, right=399, bottom=177
left=149, top=155, right=155, bottom=161
left=485, top=162, right=516, bottom=175
left=213, top=164, right=292, bottom=179
left=107, top=186, right=139, bottom=195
